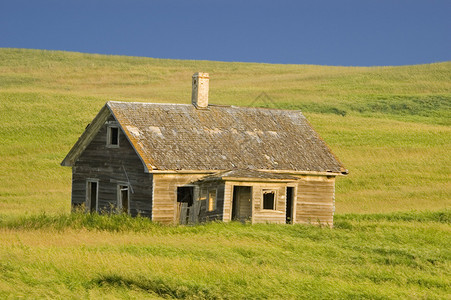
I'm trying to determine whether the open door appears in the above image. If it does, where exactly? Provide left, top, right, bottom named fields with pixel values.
left=286, top=187, right=294, bottom=224
left=232, top=186, right=252, bottom=222
left=176, top=186, right=194, bottom=224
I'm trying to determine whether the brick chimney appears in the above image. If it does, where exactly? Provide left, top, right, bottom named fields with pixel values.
left=192, top=72, right=209, bottom=109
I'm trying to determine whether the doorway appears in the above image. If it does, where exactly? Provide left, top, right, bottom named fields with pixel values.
left=176, top=186, right=194, bottom=224
left=286, top=187, right=294, bottom=224
left=232, top=186, right=252, bottom=222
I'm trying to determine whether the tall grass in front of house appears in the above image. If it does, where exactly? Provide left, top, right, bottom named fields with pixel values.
left=0, top=48, right=450, bottom=216
left=1, top=211, right=450, bottom=299
left=2, top=209, right=450, bottom=230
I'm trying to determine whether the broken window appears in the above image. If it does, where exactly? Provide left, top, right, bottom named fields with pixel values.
left=208, top=189, right=216, bottom=211
left=118, top=184, right=129, bottom=214
left=263, top=189, right=276, bottom=210
left=199, top=188, right=207, bottom=202
left=177, top=187, right=194, bottom=207
left=107, top=126, right=119, bottom=147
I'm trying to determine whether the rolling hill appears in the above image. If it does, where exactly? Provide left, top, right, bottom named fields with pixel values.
left=0, top=48, right=450, bottom=299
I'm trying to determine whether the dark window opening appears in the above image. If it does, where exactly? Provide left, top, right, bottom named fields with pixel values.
left=177, top=187, right=194, bottom=206
left=263, top=190, right=275, bottom=210
left=177, top=186, right=194, bottom=225
left=108, top=126, right=119, bottom=146
left=87, top=181, right=98, bottom=213
left=286, top=187, right=294, bottom=224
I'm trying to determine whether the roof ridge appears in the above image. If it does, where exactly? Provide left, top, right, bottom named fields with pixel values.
left=107, top=101, right=304, bottom=114
left=108, top=101, right=192, bottom=106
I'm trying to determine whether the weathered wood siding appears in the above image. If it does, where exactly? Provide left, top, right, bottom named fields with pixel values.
left=223, top=182, right=234, bottom=222
left=223, top=181, right=292, bottom=224
left=71, top=115, right=153, bottom=217
left=152, top=173, right=207, bottom=224
left=196, top=180, right=225, bottom=223
left=252, top=183, right=287, bottom=224
left=295, top=176, right=335, bottom=227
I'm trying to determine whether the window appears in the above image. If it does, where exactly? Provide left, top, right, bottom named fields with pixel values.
left=86, top=180, right=99, bottom=213
left=263, top=189, right=276, bottom=210
left=177, top=186, right=194, bottom=206
left=199, top=188, right=207, bottom=202
left=208, top=189, right=216, bottom=211
left=107, top=126, right=119, bottom=147
left=117, top=184, right=129, bottom=214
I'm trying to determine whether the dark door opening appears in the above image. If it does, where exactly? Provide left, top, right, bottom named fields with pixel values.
left=177, top=186, right=194, bottom=224
left=286, top=187, right=294, bottom=224
left=232, top=186, right=252, bottom=222
left=87, top=181, right=98, bottom=213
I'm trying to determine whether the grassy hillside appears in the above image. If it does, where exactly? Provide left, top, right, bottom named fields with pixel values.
left=0, top=211, right=450, bottom=298
left=0, top=48, right=449, bottom=216
left=1, top=48, right=449, bottom=125
left=0, top=48, right=450, bottom=299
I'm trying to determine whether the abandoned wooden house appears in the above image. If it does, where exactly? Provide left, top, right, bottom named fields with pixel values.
left=61, top=72, right=348, bottom=226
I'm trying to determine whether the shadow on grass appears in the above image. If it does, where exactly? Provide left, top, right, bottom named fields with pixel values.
left=90, top=274, right=220, bottom=299
left=335, top=209, right=450, bottom=224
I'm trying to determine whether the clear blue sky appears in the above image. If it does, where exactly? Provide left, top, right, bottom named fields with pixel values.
left=1, top=0, right=449, bottom=66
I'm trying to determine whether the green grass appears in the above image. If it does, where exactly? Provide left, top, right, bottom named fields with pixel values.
left=0, top=211, right=450, bottom=298
left=0, top=48, right=450, bottom=298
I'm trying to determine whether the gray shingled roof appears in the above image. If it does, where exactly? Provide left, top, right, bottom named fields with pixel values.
left=108, top=101, right=346, bottom=174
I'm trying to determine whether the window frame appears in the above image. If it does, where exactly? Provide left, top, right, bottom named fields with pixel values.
left=86, top=178, right=99, bottom=213
left=262, top=189, right=277, bottom=210
left=207, top=189, right=217, bottom=212
left=199, top=188, right=208, bottom=203
left=117, top=183, right=130, bottom=214
left=106, top=125, right=120, bottom=148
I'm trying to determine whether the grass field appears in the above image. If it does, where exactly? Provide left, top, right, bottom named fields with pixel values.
left=1, top=211, right=450, bottom=299
left=0, top=48, right=450, bottom=298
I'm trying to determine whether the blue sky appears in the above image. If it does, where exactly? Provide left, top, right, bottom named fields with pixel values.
left=0, top=0, right=449, bottom=66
